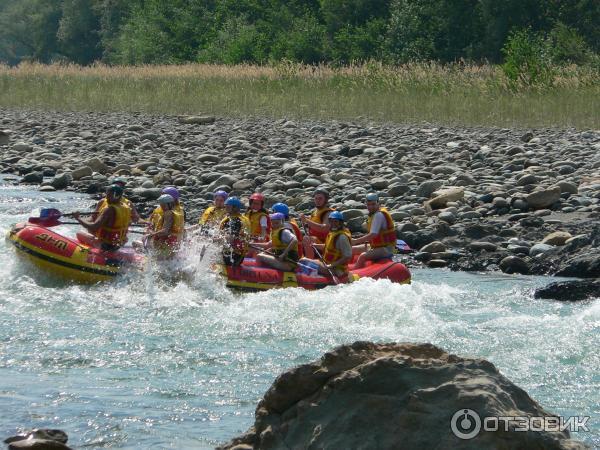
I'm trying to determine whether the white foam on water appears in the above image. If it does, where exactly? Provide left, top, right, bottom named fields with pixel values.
left=0, top=181, right=597, bottom=449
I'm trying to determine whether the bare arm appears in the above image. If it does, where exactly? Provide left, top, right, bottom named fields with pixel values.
left=75, top=207, right=113, bottom=233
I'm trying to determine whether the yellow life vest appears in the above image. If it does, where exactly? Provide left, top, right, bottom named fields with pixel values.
left=245, top=209, right=271, bottom=240
left=309, top=206, right=333, bottom=243
left=95, top=201, right=131, bottom=246
left=200, top=205, right=227, bottom=227
left=366, top=207, right=396, bottom=249
left=323, top=228, right=352, bottom=272
left=97, top=196, right=132, bottom=212
left=270, top=226, right=299, bottom=261
left=220, top=213, right=251, bottom=256
left=151, top=207, right=184, bottom=253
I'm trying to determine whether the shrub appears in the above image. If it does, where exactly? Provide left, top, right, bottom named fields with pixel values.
left=501, top=28, right=554, bottom=89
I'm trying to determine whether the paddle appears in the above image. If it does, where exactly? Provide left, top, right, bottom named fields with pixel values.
left=39, top=207, right=94, bottom=220
left=38, top=208, right=146, bottom=227
left=299, top=221, right=340, bottom=285
left=395, top=239, right=413, bottom=254
left=56, top=220, right=145, bottom=234
left=248, top=244, right=318, bottom=274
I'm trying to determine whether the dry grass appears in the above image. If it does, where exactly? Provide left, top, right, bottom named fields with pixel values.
left=0, top=62, right=598, bottom=128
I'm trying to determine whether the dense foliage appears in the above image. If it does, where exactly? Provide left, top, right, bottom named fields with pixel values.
left=0, top=0, right=597, bottom=66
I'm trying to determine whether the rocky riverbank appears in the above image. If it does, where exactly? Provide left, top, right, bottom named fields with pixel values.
left=1, top=108, right=599, bottom=277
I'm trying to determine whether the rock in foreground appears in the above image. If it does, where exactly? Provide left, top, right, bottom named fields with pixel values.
left=219, top=341, right=587, bottom=450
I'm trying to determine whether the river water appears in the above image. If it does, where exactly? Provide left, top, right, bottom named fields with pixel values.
left=0, top=178, right=598, bottom=449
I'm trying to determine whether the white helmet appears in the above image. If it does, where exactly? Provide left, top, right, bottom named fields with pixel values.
left=158, top=194, right=174, bottom=205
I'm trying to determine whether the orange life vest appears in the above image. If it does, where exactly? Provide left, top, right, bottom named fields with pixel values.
left=367, top=207, right=396, bottom=249
left=309, top=206, right=333, bottom=243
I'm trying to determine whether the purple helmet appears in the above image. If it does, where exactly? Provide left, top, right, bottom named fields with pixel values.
left=161, top=186, right=180, bottom=201
left=270, top=212, right=285, bottom=222
left=214, top=190, right=228, bottom=200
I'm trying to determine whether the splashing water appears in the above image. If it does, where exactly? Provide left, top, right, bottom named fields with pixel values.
left=0, top=179, right=598, bottom=449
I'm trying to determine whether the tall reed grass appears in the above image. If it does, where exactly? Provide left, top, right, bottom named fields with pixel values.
left=0, top=62, right=598, bottom=128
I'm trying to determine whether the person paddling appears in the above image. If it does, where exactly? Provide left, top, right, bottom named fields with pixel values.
left=74, top=184, right=132, bottom=251
left=351, top=193, right=396, bottom=268
left=254, top=213, right=299, bottom=272
left=303, top=211, right=352, bottom=277
left=245, top=192, right=271, bottom=242
left=271, top=202, right=304, bottom=258
left=145, top=194, right=185, bottom=259
left=95, top=177, right=140, bottom=223
left=219, top=197, right=250, bottom=267
left=299, top=187, right=333, bottom=258
left=198, top=190, right=228, bottom=232
left=162, top=186, right=185, bottom=221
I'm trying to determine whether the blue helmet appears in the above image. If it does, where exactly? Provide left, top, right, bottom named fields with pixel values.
left=272, top=202, right=289, bottom=217
left=328, top=211, right=344, bottom=222
left=224, top=196, right=242, bottom=209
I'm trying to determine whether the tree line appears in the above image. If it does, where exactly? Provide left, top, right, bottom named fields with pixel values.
left=0, top=0, right=598, bottom=66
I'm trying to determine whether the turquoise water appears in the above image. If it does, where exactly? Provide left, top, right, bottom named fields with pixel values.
left=0, top=179, right=598, bottom=449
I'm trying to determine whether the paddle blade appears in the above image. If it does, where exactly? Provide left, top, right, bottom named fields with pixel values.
left=39, top=208, right=62, bottom=220
left=395, top=239, right=412, bottom=254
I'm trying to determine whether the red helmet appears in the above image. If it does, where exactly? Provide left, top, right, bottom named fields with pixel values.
left=249, top=193, right=264, bottom=202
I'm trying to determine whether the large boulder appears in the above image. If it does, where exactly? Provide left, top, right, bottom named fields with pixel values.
left=218, top=342, right=586, bottom=450
left=555, top=249, right=600, bottom=278
left=180, top=115, right=215, bottom=125
left=500, top=256, right=529, bottom=275
left=542, top=231, right=572, bottom=246
left=85, top=157, right=109, bottom=174
left=534, top=280, right=600, bottom=301
left=71, top=166, right=93, bottom=181
left=416, top=180, right=443, bottom=198
left=424, top=187, right=464, bottom=210
left=525, top=186, right=561, bottom=209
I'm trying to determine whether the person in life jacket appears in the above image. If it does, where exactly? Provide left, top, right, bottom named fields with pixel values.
left=351, top=193, right=396, bottom=268
left=219, top=196, right=250, bottom=267
left=198, top=190, right=228, bottom=232
left=245, top=192, right=271, bottom=242
left=271, top=202, right=304, bottom=258
left=161, top=186, right=185, bottom=220
left=74, top=184, right=132, bottom=251
left=95, top=177, right=140, bottom=223
left=145, top=194, right=185, bottom=259
left=254, top=213, right=299, bottom=272
left=303, top=211, right=352, bottom=277
left=299, top=187, right=333, bottom=258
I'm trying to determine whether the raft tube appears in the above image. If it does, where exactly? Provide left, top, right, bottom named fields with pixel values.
left=7, top=222, right=143, bottom=284
left=218, top=258, right=411, bottom=291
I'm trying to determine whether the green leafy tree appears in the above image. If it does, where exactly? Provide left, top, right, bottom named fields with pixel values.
left=0, top=0, right=62, bottom=64
left=57, top=0, right=102, bottom=64
left=386, top=0, right=482, bottom=62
